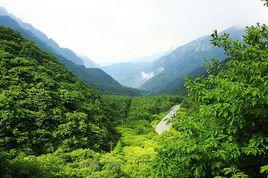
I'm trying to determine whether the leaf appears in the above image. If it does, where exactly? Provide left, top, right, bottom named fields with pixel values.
left=260, top=165, right=268, bottom=173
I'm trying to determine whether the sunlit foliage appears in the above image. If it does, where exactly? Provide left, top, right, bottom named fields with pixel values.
left=154, top=24, right=268, bottom=178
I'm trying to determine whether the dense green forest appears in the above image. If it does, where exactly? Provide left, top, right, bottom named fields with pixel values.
left=0, top=26, right=120, bottom=154
left=0, top=25, right=182, bottom=177
left=154, top=24, right=268, bottom=177
left=0, top=2, right=268, bottom=177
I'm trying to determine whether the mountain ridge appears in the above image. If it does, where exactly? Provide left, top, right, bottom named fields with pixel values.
left=0, top=7, right=85, bottom=66
left=0, top=7, right=142, bottom=95
left=140, top=26, right=245, bottom=93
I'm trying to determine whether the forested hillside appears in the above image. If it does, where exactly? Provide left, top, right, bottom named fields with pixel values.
left=0, top=26, right=117, bottom=155
left=0, top=23, right=267, bottom=177
left=154, top=24, right=268, bottom=177
left=162, top=58, right=231, bottom=94
left=0, top=1, right=267, bottom=177
left=0, top=11, right=142, bottom=96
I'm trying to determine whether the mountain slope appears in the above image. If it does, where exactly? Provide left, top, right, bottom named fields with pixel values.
left=0, top=8, right=141, bottom=95
left=0, top=26, right=117, bottom=154
left=162, top=58, right=231, bottom=94
left=0, top=7, right=84, bottom=66
left=102, top=62, right=153, bottom=88
left=80, top=55, right=99, bottom=68
left=141, top=27, right=244, bottom=93
left=162, top=66, right=206, bottom=94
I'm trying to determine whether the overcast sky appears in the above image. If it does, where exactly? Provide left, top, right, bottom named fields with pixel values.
left=1, top=0, right=268, bottom=64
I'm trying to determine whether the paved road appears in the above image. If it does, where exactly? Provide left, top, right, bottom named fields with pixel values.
left=155, top=105, right=180, bottom=134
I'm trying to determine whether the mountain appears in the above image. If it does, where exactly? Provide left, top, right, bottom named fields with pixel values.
left=0, top=7, right=84, bottom=66
left=0, top=26, right=117, bottom=154
left=80, top=55, right=99, bottom=68
left=162, top=57, right=232, bottom=95
left=0, top=7, right=141, bottom=96
left=101, top=52, right=168, bottom=88
left=141, top=26, right=245, bottom=93
left=102, top=62, right=153, bottom=88
left=161, top=66, right=206, bottom=94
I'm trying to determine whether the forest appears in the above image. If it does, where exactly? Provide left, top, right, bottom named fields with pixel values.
left=0, top=1, right=267, bottom=178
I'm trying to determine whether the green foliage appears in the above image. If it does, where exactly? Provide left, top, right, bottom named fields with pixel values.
left=126, top=95, right=182, bottom=121
left=108, top=95, right=181, bottom=177
left=101, top=95, right=131, bottom=125
left=154, top=24, right=268, bottom=177
left=62, top=61, right=144, bottom=96
left=0, top=63, right=181, bottom=178
left=1, top=8, right=267, bottom=178
left=0, top=26, right=117, bottom=155
left=1, top=149, right=126, bottom=178
left=260, top=164, right=268, bottom=174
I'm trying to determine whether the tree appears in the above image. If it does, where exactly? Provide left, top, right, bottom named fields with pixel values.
left=154, top=24, right=268, bottom=177
left=0, top=27, right=117, bottom=154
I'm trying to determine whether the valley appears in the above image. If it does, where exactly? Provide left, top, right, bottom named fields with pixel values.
left=0, top=8, right=141, bottom=96
left=0, top=1, right=268, bottom=178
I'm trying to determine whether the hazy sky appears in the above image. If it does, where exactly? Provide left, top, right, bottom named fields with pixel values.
left=1, top=0, right=268, bottom=64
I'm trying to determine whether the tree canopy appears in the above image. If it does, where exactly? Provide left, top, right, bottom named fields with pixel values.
left=154, top=24, right=268, bottom=177
left=0, top=26, right=117, bottom=155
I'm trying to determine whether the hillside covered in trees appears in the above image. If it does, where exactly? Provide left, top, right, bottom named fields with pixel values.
left=0, top=0, right=268, bottom=177
left=0, top=23, right=267, bottom=177
left=155, top=24, right=268, bottom=177
left=0, top=26, right=118, bottom=155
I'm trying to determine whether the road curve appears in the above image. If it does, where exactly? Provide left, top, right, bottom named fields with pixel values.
left=155, top=104, right=180, bottom=134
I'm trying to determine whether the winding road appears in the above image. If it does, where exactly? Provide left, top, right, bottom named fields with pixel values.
left=155, top=104, right=180, bottom=134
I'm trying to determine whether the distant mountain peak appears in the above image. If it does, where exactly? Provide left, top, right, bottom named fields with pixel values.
left=0, top=7, right=85, bottom=66
left=0, top=7, right=9, bottom=15
left=141, top=26, right=245, bottom=93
